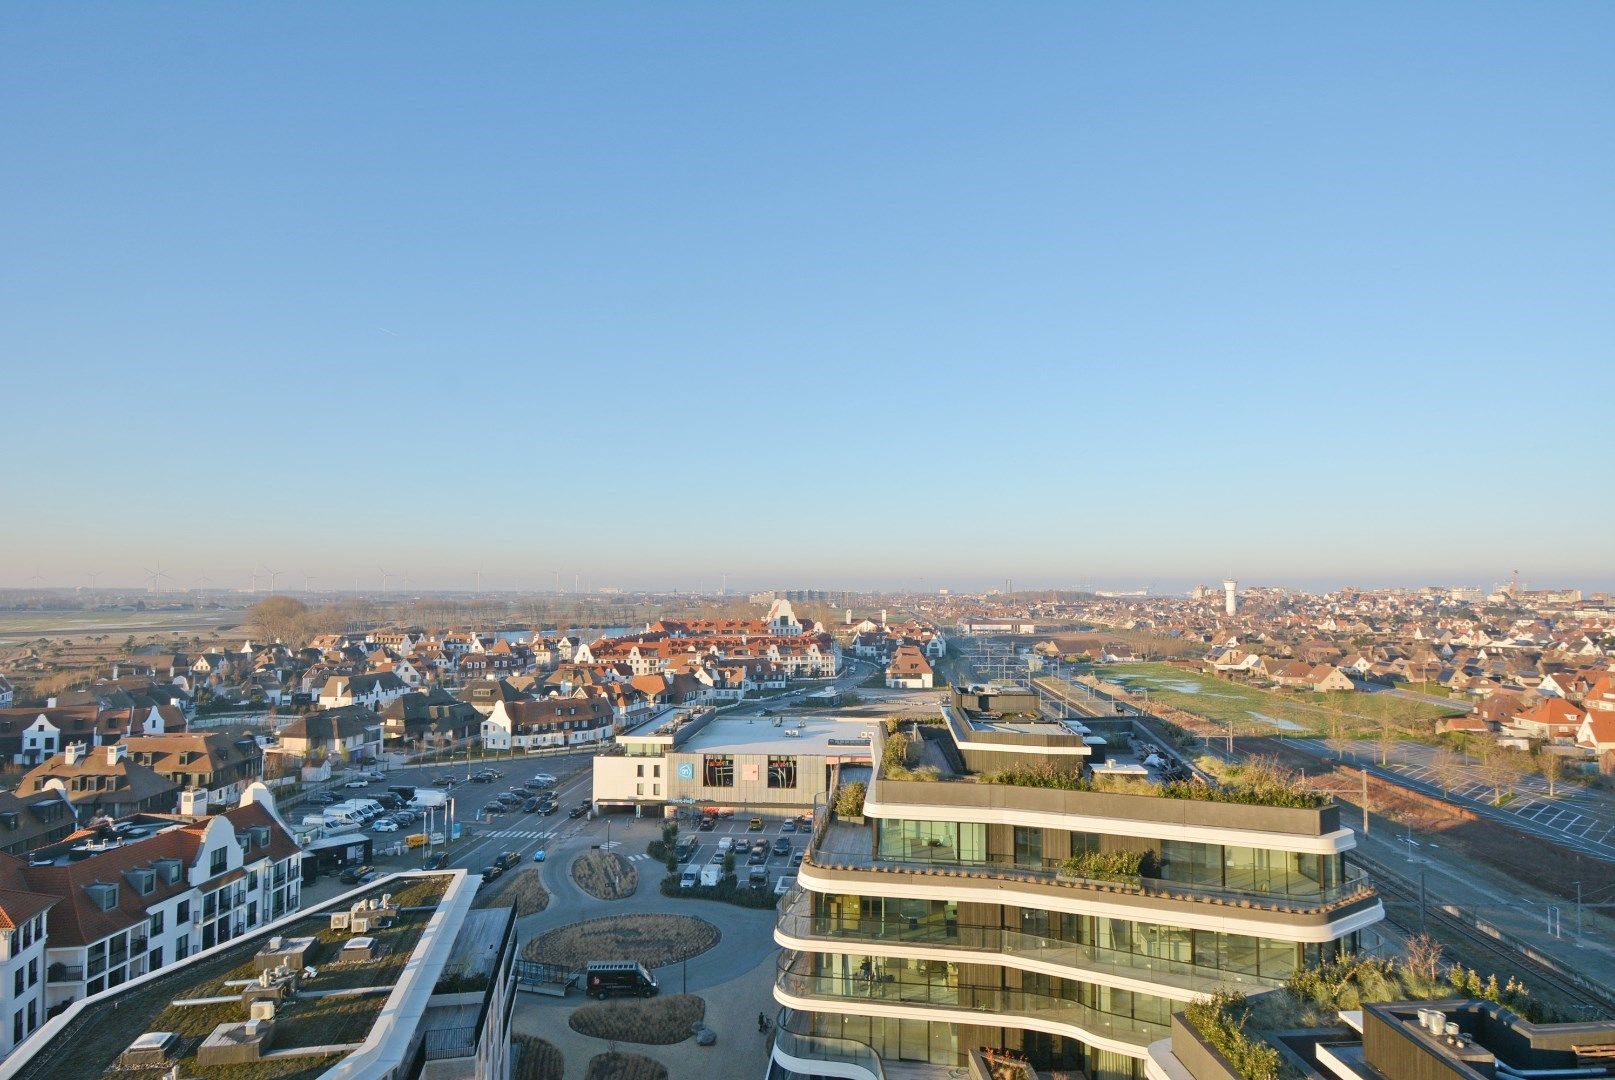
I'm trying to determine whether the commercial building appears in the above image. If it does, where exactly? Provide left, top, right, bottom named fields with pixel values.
left=2, top=868, right=513, bottom=1080
left=594, top=711, right=874, bottom=815
left=770, top=705, right=1381, bottom=1079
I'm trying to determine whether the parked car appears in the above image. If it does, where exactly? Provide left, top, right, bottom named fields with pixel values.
left=747, top=817, right=764, bottom=831
left=751, top=839, right=769, bottom=855
left=480, top=865, right=504, bottom=883
left=790, top=851, right=804, bottom=868
left=533, top=849, right=547, bottom=862
left=567, top=805, right=588, bottom=819
left=697, top=817, right=716, bottom=831
left=434, top=775, right=456, bottom=786
left=497, top=851, right=522, bottom=870
left=345, top=779, right=369, bottom=789
left=771, top=837, right=791, bottom=857
left=338, top=865, right=374, bottom=885
left=479, top=805, right=505, bottom=817
left=679, top=869, right=698, bottom=889
left=780, top=819, right=797, bottom=834
left=540, top=802, right=559, bottom=816
left=372, top=820, right=399, bottom=832
left=424, top=852, right=448, bottom=870
left=523, top=798, right=540, bottom=813
left=533, top=773, right=556, bottom=785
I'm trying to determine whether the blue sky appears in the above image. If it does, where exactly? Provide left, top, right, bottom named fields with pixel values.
left=3, top=4, right=1611, bottom=594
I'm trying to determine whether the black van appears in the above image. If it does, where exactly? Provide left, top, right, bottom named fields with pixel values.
left=584, top=960, right=658, bottom=999
left=388, top=784, right=417, bottom=801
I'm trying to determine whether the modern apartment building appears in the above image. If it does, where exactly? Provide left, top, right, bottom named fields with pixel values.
left=770, top=703, right=1382, bottom=1080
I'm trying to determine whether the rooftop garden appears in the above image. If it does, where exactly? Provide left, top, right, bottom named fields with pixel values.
left=1186, top=939, right=1553, bottom=1080
left=972, top=757, right=1329, bottom=810
left=13, top=875, right=452, bottom=1080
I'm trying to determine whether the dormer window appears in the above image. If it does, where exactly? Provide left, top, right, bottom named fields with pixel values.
left=124, top=868, right=156, bottom=895
left=85, top=882, right=118, bottom=912
left=154, top=858, right=182, bottom=885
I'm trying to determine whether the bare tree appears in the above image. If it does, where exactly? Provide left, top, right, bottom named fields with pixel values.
left=1430, top=747, right=1465, bottom=798
left=1538, top=749, right=1567, bottom=798
left=1377, top=720, right=1397, bottom=767
left=1403, top=933, right=1445, bottom=985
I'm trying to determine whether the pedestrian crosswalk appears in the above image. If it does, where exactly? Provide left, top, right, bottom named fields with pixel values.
left=487, top=829, right=559, bottom=840
left=626, top=854, right=651, bottom=863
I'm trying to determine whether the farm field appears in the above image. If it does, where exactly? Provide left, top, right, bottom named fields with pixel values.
left=0, top=607, right=247, bottom=645
left=1092, top=662, right=1462, bottom=737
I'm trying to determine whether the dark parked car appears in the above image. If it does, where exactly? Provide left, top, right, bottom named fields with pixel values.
left=339, top=865, right=374, bottom=885
left=424, top=852, right=448, bottom=870
left=497, top=851, right=522, bottom=870
left=747, top=850, right=767, bottom=866
left=523, top=797, right=541, bottom=813
left=434, top=775, right=456, bottom=786
left=771, top=837, right=791, bottom=857
left=481, top=865, right=504, bottom=883
left=540, top=801, right=559, bottom=816
left=568, top=805, right=588, bottom=819
left=697, top=817, right=716, bottom=831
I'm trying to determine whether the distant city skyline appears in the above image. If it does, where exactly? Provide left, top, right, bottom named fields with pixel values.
left=3, top=6, right=1610, bottom=587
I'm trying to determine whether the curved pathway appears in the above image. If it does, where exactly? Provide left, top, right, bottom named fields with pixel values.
left=510, top=815, right=780, bottom=1080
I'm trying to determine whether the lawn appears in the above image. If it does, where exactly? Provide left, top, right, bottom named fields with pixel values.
left=572, top=850, right=638, bottom=900
left=569, top=994, right=705, bottom=1044
left=1089, top=663, right=1460, bottom=737
left=523, top=914, right=720, bottom=970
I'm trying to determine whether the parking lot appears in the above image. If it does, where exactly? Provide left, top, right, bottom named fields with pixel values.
left=1285, top=736, right=1615, bottom=861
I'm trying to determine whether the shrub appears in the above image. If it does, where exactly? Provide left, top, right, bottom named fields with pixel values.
left=473, top=868, right=550, bottom=917
left=883, top=731, right=911, bottom=772
left=569, top=994, right=705, bottom=1044
left=658, top=872, right=781, bottom=909
left=584, top=1051, right=668, bottom=1080
left=512, top=1034, right=564, bottom=1080
left=833, top=780, right=866, bottom=817
left=572, top=851, right=639, bottom=900
left=1058, top=849, right=1143, bottom=882
left=1184, top=991, right=1281, bottom=1080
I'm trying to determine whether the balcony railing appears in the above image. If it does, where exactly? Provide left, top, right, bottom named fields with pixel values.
left=806, top=843, right=1372, bottom=914
left=775, top=888, right=1289, bottom=995
left=776, top=951, right=1167, bottom=1050
left=46, top=965, right=82, bottom=983
left=774, top=1008, right=885, bottom=1080
left=422, top=1025, right=479, bottom=1061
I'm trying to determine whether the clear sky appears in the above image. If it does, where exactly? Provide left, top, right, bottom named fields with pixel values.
left=3, top=4, right=1611, bottom=595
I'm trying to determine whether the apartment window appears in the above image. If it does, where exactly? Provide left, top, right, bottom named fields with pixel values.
left=176, top=899, right=190, bottom=923
left=150, top=910, right=164, bottom=936
left=652, top=764, right=661, bottom=778
left=767, top=756, right=797, bottom=789
left=636, top=784, right=644, bottom=796
left=1013, top=827, right=1043, bottom=869
left=12, top=1010, right=20, bottom=1046
left=702, top=755, right=734, bottom=787
left=27, top=959, right=36, bottom=987
left=636, top=763, right=644, bottom=778
left=12, top=969, right=21, bottom=997
left=209, top=848, right=227, bottom=875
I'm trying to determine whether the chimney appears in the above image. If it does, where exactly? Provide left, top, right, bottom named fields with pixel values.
left=106, top=743, right=127, bottom=767
left=178, top=788, right=208, bottom=817
left=880, top=609, right=887, bottom=627
left=64, top=741, right=86, bottom=766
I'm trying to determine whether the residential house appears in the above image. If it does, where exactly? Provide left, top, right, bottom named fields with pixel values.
left=318, top=672, right=407, bottom=712
left=1509, top=697, right=1586, bottom=743
left=275, top=706, right=383, bottom=765
left=481, top=696, right=614, bottom=751
left=885, top=646, right=935, bottom=689
left=0, top=790, right=78, bottom=859
left=19, top=743, right=179, bottom=818
left=123, top=733, right=265, bottom=809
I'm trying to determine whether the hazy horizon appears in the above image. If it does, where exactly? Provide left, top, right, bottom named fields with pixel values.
left=4, top=5, right=1611, bottom=589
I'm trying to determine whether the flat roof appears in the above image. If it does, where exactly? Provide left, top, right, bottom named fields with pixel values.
left=675, top=715, right=874, bottom=757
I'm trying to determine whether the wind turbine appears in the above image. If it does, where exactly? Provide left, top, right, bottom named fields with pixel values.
left=144, top=563, right=171, bottom=593
left=551, top=570, right=562, bottom=593
left=85, top=570, right=100, bottom=591
left=265, top=565, right=283, bottom=592
left=379, top=568, right=392, bottom=593
left=191, top=575, right=213, bottom=596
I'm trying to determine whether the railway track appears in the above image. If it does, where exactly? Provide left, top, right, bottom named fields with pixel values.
left=1351, top=851, right=1615, bottom=1017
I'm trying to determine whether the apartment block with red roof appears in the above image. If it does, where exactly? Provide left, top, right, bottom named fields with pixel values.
left=18, top=797, right=301, bottom=1014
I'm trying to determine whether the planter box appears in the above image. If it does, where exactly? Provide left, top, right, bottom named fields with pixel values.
left=1171, top=1013, right=1246, bottom=1080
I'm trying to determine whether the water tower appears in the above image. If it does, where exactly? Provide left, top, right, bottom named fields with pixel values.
left=1223, top=580, right=1239, bottom=617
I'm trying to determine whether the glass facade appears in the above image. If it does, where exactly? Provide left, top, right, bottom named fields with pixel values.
left=870, top=819, right=1347, bottom=901
left=799, top=892, right=1333, bottom=985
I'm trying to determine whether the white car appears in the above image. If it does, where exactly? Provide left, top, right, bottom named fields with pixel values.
left=532, top=773, right=556, bottom=785
left=345, top=780, right=369, bottom=789
left=372, top=820, right=399, bottom=832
